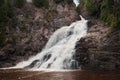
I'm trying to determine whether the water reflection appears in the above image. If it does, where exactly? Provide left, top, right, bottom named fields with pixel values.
left=0, top=69, right=120, bottom=80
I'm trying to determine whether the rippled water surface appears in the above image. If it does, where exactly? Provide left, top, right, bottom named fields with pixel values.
left=0, top=69, right=120, bottom=80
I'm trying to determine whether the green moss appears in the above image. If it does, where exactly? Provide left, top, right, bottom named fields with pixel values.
left=32, top=0, right=49, bottom=9
left=85, top=0, right=99, bottom=15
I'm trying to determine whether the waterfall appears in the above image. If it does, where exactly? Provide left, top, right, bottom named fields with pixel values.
left=73, top=0, right=80, bottom=7
left=14, top=15, right=88, bottom=70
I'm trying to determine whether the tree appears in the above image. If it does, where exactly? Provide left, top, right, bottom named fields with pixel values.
left=14, top=0, right=25, bottom=8
left=32, top=0, right=49, bottom=9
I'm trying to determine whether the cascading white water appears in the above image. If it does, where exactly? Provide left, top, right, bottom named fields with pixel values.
left=14, top=15, right=88, bottom=70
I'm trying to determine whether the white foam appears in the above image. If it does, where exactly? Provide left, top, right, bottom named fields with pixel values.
left=14, top=15, right=88, bottom=70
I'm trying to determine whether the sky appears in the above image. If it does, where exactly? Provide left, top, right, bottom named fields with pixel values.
left=73, top=0, right=80, bottom=7
left=26, top=0, right=32, bottom=3
left=26, top=0, right=80, bottom=7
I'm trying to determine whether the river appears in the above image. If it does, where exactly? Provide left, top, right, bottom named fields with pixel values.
left=0, top=69, right=120, bottom=80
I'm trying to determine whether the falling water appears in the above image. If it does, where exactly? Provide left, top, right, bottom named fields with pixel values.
left=73, top=0, right=80, bottom=7
left=14, top=15, right=88, bottom=70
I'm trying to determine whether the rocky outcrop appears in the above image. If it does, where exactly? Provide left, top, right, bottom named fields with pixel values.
left=75, top=19, right=120, bottom=70
left=0, top=1, right=77, bottom=67
left=74, top=0, right=120, bottom=70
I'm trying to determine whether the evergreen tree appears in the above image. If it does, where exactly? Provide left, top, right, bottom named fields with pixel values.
left=32, top=0, right=49, bottom=9
left=14, top=0, right=25, bottom=8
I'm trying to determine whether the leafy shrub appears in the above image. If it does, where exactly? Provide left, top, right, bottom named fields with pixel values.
left=85, top=0, right=99, bottom=15
left=14, top=0, right=25, bottom=8
left=54, top=0, right=73, bottom=4
left=0, top=0, right=5, bottom=7
left=5, top=0, right=14, bottom=18
left=100, top=0, right=120, bottom=29
left=66, top=0, right=73, bottom=4
left=84, top=0, right=120, bottom=29
left=0, top=33, right=6, bottom=47
left=0, top=0, right=16, bottom=46
left=100, top=0, right=114, bottom=20
left=76, top=6, right=81, bottom=14
left=32, top=0, right=49, bottom=9
left=54, top=0, right=62, bottom=4
left=0, top=7, right=7, bottom=22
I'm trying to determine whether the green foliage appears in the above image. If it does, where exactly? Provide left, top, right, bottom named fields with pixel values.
left=100, top=0, right=120, bottom=29
left=0, top=0, right=5, bottom=7
left=0, top=0, right=14, bottom=22
left=32, top=0, right=49, bottom=9
left=0, top=33, right=6, bottom=47
left=0, top=7, right=7, bottom=22
left=54, top=0, right=73, bottom=4
left=76, top=5, right=81, bottom=14
left=66, top=0, right=73, bottom=4
left=85, top=0, right=99, bottom=15
left=54, top=0, right=62, bottom=4
left=11, top=17, right=18, bottom=28
left=100, top=0, right=114, bottom=21
left=14, top=0, right=25, bottom=8
left=83, top=0, right=120, bottom=29
left=5, top=0, right=14, bottom=18
left=0, top=0, right=16, bottom=46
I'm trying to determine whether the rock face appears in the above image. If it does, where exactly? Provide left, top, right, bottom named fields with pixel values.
left=0, top=2, right=77, bottom=67
left=75, top=19, right=120, bottom=70
left=74, top=0, right=120, bottom=70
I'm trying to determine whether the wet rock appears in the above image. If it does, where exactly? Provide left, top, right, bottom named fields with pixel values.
left=25, top=60, right=40, bottom=68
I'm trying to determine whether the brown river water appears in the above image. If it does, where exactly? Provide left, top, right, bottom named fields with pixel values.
left=0, top=69, right=120, bottom=80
